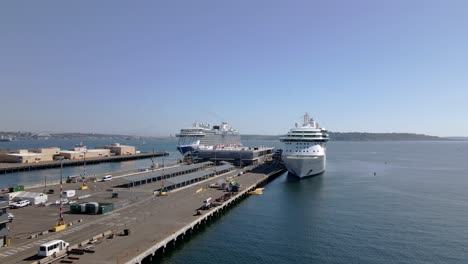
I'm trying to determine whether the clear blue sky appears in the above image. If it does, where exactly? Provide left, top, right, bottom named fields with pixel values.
left=1, top=0, right=467, bottom=136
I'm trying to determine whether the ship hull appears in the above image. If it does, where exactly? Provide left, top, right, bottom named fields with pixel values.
left=282, top=155, right=326, bottom=178
left=177, top=145, right=197, bottom=155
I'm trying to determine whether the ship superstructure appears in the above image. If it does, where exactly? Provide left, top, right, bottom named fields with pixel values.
left=176, top=122, right=241, bottom=155
left=280, top=113, right=329, bottom=177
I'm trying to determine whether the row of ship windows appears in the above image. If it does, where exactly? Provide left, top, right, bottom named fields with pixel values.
left=285, top=142, right=322, bottom=145
left=291, top=131, right=328, bottom=133
left=285, top=150, right=320, bottom=152
left=287, top=136, right=328, bottom=138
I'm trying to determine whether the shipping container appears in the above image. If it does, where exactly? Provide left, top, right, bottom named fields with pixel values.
left=9, top=185, right=25, bottom=193
left=98, top=203, right=114, bottom=214
left=85, top=202, right=99, bottom=214
left=70, top=204, right=81, bottom=213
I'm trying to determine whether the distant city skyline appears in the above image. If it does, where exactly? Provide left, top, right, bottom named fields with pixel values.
left=1, top=1, right=467, bottom=137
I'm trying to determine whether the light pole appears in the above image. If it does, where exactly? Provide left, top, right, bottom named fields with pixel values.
left=59, top=158, right=64, bottom=226
left=44, top=175, right=47, bottom=194
left=83, top=148, right=87, bottom=179
left=161, top=151, right=165, bottom=191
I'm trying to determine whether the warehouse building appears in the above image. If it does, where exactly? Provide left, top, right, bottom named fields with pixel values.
left=118, top=161, right=215, bottom=188
left=60, top=148, right=110, bottom=160
left=0, top=151, right=54, bottom=163
left=163, top=163, right=235, bottom=191
left=120, top=163, right=234, bottom=190
left=106, top=143, right=136, bottom=155
left=29, top=147, right=60, bottom=155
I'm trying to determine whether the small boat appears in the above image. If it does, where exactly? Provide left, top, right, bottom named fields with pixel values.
left=248, top=188, right=264, bottom=195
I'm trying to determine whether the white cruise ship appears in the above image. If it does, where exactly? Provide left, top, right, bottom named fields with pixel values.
left=176, top=122, right=241, bottom=155
left=280, top=113, right=329, bottom=177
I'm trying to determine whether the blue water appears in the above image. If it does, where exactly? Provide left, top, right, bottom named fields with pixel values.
left=158, top=141, right=468, bottom=264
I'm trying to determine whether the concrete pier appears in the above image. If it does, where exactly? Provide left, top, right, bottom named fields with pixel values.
left=0, top=162, right=285, bottom=264
left=128, top=167, right=285, bottom=264
left=0, top=152, right=168, bottom=174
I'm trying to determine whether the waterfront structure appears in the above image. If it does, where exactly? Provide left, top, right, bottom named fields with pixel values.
left=195, top=146, right=274, bottom=166
left=0, top=201, right=9, bottom=247
left=176, top=122, right=241, bottom=155
left=280, top=113, right=329, bottom=177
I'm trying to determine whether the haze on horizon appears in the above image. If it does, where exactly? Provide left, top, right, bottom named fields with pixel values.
left=1, top=1, right=467, bottom=137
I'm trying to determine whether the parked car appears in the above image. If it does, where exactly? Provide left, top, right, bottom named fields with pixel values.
left=54, top=198, right=69, bottom=205
left=101, top=175, right=112, bottom=181
left=8, top=213, right=14, bottom=222
left=10, top=200, right=30, bottom=209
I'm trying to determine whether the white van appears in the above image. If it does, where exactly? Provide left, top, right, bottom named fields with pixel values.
left=38, top=240, right=69, bottom=257
left=62, top=190, right=76, bottom=197
left=102, top=175, right=112, bottom=181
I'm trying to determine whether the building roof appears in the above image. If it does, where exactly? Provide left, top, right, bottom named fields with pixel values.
left=166, top=170, right=214, bottom=185
left=7, top=153, right=49, bottom=157
left=30, top=147, right=60, bottom=150
left=61, top=149, right=109, bottom=154
left=14, top=191, right=47, bottom=198
left=123, top=161, right=213, bottom=183
left=166, top=164, right=234, bottom=185
left=86, top=149, right=110, bottom=153
left=60, top=150, right=81, bottom=154
left=213, top=164, right=234, bottom=172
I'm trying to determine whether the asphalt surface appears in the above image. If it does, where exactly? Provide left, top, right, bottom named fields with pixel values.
left=0, top=163, right=281, bottom=264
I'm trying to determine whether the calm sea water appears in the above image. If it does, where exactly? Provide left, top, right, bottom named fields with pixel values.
left=158, top=141, right=468, bottom=264
left=2, top=140, right=468, bottom=263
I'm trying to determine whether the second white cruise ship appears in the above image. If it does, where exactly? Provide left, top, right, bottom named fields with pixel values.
left=176, top=122, right=241, bottom=155
left=280, top=113, right=329, bottom=177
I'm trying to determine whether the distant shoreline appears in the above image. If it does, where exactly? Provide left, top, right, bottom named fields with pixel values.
left=241, top=133, right=463, bottom=141
left=1, top=132, right=466, bottom=142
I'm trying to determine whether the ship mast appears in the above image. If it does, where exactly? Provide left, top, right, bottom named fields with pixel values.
left=303, top=112, right=310, bottom=126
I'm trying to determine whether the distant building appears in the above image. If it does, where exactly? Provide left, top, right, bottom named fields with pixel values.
left=60, top=148, right=110, bottom=160
left=29, top=147, right=60, bottom=155
left=0, top=201, right=9, bottom=247
left=0, top=150, right=54, bottom=163
left=105, top=143, right=136, bottom=155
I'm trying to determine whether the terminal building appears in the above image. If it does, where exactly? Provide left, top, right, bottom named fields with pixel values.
left=0, top=201, right=9, bottom=247
left=194, top=146, right=274, bottom=166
